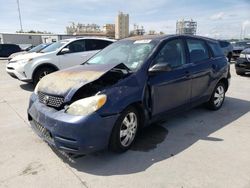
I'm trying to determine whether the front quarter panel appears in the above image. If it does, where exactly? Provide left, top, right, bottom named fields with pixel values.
left=98, top=74, right=145, bottom=116
left=24, top=52, right=59, bottom=79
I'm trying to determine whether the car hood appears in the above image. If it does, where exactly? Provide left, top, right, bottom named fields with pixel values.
left=36, top=63, right=123, bottom=99
left=242, top=48, right=250, bottom=54
left=9, top=51, right=28, bottom=59
left=10, top=52, right=45, bottom=61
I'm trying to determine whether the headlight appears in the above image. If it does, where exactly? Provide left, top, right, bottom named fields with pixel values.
left=65, top=95, right=107, bottom=116
left=246, top=54, right=250, bottom=62
left=239, top=53, right=245, bottom=58
left=15, top=59, right=33, bottom=65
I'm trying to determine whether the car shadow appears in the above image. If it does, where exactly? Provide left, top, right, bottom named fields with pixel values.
left=20, top=83, right=34, bottom=92
left=53, top=97, right=250, bottom=176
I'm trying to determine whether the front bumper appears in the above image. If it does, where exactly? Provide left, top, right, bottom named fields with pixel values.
left=6, top=62, right=31, bottom=82
left=28, top=93, right=119, bottom=154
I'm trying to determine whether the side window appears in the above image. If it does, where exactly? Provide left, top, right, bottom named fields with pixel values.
left=187, top=39, right=209, bottom=63
left=86, top=40, right=112, bottom=51
left=66, top=40, right=85, bottom=53
left=208, top=42, right=224, bottom=57
left=154, top=39, right=186, bottom=68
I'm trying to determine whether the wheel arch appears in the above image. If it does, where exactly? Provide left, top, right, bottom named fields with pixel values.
left=32, top=63, right=59, bottom=81
left=218, top=77, right=229, bottom=92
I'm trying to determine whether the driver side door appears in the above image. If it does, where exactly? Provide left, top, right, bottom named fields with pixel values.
left=148, top=38, right=192, bottom=117
left=58, top=39, right=89, bottom=69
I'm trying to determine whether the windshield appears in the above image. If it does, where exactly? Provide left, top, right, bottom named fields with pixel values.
left=40, top=41, right=67, bottom=53
left=29, top=44, right=50, bottom=53
left=87, top=40, right=156, bottom=71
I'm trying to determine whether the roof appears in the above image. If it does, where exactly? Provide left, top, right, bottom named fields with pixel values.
left=124, top=34, right=218, bottom=43
left=61, top=37, right=116, bottom=42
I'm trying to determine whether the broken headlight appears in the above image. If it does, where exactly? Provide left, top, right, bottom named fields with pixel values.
left=65, top=95, right=107, bottom=116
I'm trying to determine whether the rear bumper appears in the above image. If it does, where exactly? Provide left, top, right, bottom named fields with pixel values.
left=28, top=93, right=119, bottom=154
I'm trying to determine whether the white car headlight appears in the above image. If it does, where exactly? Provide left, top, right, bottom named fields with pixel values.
left=17, top=58, right=33, bottom=65
left=65, top=95, right=107, bottom=116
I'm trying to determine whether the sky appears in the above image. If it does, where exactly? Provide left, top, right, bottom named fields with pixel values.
left=0, top=0, right=250, bottom=39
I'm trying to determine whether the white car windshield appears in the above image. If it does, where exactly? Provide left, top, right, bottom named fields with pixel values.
left=87, top=40, right=156, bottom=71
left=40, top=41, right=67, bottom=53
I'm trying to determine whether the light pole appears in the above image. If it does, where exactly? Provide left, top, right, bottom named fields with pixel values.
left=17, top=0, right=23, bottom=32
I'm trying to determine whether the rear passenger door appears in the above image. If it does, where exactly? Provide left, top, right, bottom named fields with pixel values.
left=186, top=38, right=212, bottom=105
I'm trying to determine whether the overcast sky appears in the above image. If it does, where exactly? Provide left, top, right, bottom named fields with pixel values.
left=0, top=0, right=249, bottom=39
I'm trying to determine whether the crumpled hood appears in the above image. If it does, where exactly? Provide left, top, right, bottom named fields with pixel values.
left=36, top=63, right=122, bottom=98
left=10, top=52, right=45, bottom=61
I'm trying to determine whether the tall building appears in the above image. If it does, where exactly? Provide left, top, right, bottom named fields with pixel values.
left=115, top=12, right=129, bottom=39
left=176, top=19, right=197, bottom=35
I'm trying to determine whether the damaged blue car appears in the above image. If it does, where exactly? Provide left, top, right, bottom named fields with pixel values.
left=28, top=35, right=230, bottom=154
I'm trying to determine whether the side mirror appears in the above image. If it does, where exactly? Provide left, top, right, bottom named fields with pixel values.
left=60, top=48, right=70, bottom=55
left=148, top=63, right=172, bottom=75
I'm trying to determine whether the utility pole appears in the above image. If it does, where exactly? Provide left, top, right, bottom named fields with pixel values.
left=17, top=0, right=23, bottom=32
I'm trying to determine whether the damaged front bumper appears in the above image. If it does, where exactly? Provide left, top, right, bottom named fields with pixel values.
left=28, top=93, right=119, bottom=154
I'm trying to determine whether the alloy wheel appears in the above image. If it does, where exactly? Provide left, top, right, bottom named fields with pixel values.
left=120, top=112, right=138, bottom=147
left=214, top=85, right=225, bottom=107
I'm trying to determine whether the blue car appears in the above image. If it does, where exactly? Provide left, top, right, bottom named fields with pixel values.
left=28, top=35, right=230, bottom=154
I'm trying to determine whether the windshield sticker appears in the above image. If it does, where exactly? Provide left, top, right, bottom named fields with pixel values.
left=134, top=40, right=152, bottom=44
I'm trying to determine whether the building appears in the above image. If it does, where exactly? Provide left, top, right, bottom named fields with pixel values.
left=66, top=23, right=102, bottom=35
left=176, top=19, right=197, bottom=35
left=130, top=24, right=145, bottom=36
left=115, top=12, right=129, bottom=39
left=103, top=24, right=115, bottom=38
left=0, top=33, right=42, bottom=45
left=0, top=33, right=105, bottom=45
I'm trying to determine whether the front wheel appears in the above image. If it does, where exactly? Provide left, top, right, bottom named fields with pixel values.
left=33, top=67, right=55, bottom=86
left=206, top=82, right=226, bottom=110
left=109, top=106, right=140, bottom=153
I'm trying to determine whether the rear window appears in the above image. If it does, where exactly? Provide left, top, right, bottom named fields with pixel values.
left=219, top=41, right=229, bottom=48
left=86, top=39, right=113, bottom=51
left=187, top=39, right=210, bottom=63
left=209, top=42, right=224, bottom=57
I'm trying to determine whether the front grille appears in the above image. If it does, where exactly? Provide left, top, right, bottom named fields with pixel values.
left=32, top=120, right=54, bottom=143
left=38, top=91, right=64, bottom=108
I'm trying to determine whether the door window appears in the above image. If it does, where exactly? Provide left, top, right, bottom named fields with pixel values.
left=187, top=39, right=209, bottom=63
left=154, top=39, right=186, bottom=68
left=66, top=40, right=86, bottom=53
left=85, top=39, right=112, bottom=51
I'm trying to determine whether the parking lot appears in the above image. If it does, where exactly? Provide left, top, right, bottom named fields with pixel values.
left=0, top=59, right=250, bottom=188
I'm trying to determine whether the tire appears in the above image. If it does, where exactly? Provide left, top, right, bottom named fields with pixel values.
left=227, top=54, right=232, bottom=62
left=33, top=66, right=55, bottom=86
left=236, top=70, right=244, bottom=76
left=206, top=82, right=226, bottom=110
left=109, top=106, right=140, bottom=153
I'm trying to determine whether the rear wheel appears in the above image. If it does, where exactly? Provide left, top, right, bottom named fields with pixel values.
left=206, top=82, right=225, bottom=110
left=236, top=70, right=245, bottom=76
left=109, top=106, right=139, bottom=153
left=33, top=66, right=55, bottom=86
